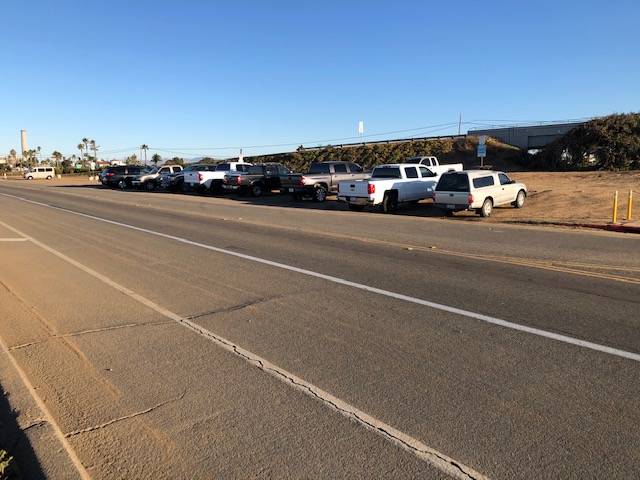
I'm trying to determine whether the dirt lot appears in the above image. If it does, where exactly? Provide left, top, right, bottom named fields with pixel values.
left=480, top=170, right=640, bottom=226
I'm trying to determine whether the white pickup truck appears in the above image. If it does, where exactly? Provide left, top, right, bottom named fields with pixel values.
left=183, top=161, right=252, bottom=194
left=337, top=163, right=440, bottom=213
left=406, top=156, right=463, bottom=175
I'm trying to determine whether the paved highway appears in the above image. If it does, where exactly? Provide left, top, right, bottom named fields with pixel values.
left=0, top=180, right=638, bottom=479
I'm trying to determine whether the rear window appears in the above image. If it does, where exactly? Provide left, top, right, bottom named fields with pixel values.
left=333, top=163, right=347, bottom=173
left=436, top=173, right=469, bottom=192
left=372, top=166, right=401, bottom=178
left=472, top=176, right=495, bottom=188
left=216, top=163, right=231, bottom=171
left=248, top=166, right=264, bottom=174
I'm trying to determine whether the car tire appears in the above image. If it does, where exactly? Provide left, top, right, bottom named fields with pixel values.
left=27, top=176, right=33, bottom=180
left=513, top=190, right=526, bottom=208
left=250, top=184, right=263, bottom=197
left=118, top=179, right=128, bottom=189
left=144, top=181, right=156, bottom=192
left=210, top=182, right=224, bottom=195
left=381, top=192, right=398, bottom=213
left=348, top=203, right=365, bottom=211
left=479, top=198, right=493, bottom=217
left=46, top=175, right=52, bottom=180
left=292, top=193, right=301, bottom=200
left=313, top=186, right=327, bottom=202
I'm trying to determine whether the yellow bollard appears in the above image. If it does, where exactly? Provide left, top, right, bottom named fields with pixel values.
left=627, top=190, right=633, bottom=221
left=612, top=190, right=618, bottom=223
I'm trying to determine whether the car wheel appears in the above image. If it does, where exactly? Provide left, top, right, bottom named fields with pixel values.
left=513, top=190, right=526, bottom=208
left=178, top=180, right=188, bottom=193
left=348, top=203, right=365, bottom=211
left=27, top=176, right=34, bottom=180
left=118, top=179, right=128, bottom=189
left=313, top=186, right=327, bottom=202
left=381, top=192, right=398, bottom=213
left=479, top=198, right=493, bottom=217
left=251, top=184, right=263, bottom=197
left=292, top=193, right=301, bottom=200
left=144, top=180, right=156, bottom=192
left=210, top=182, right=224, bottom=195
left=46, top=175, right=52, bottom=180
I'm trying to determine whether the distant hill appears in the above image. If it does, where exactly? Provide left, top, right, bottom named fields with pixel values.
left=245, top=136, right=527, bottom=173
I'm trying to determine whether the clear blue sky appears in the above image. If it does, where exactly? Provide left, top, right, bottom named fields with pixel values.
left=2, top=0, right=638, bottom=162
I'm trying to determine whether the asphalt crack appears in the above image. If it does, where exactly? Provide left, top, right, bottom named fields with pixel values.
left=9, top=320, right=174, bottom=351
left=65, top=390, right=187, bottom=439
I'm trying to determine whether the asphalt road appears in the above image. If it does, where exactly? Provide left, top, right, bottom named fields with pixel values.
left=0, top=180, right=638, bottom=479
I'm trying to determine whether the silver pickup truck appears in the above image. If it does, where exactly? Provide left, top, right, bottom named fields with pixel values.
left=279, top=161, right=371, bottom=202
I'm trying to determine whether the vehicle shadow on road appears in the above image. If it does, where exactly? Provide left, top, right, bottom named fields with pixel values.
left=52, top=184, right=501, bottom=221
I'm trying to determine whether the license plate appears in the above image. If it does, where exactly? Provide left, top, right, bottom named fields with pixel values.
left=288, top=188, right=294, bottom=193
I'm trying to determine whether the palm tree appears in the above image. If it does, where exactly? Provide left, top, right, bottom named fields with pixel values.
left=82, top=138, right=89, bottom=164
left=90, top=140, right=98, bottom=164
left=77, top=144, right=84, bottom=163
left=37, top=146, right=41, bottom=164
left=141, top=144, right=148, bottom=165
left=151, top=153, right=162, bottom=166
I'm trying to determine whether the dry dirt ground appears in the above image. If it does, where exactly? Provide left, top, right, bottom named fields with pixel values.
left=480, top=170, right=640, bottom=226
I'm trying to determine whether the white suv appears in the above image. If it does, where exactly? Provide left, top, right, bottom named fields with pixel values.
left=433, top=170, right=527, bottom=217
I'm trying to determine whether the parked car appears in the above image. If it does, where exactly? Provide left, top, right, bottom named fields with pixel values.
left=158, top=164, right=208, bottom=192
left=223, top=163, right=292, bottom=197
left=405, top=156, right=464, bottom=174
left=279, top=161, right=371, bottom=202
left=337, top=164, right=440, bottom=212
left=101, top=165, right=152, bottom=189
left=131, top=164, right=183, bottom=191
left=433, top=170, right=527, bottom=217
left=23, top=166, right=54, bottom=180
left=183, top=162, right=252, bottom=194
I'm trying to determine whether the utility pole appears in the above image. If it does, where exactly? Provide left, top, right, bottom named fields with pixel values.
left=458, top=113, right=462, bottom=135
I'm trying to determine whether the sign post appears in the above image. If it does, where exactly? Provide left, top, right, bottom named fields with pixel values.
left=477, top=136, right=487, bottom=169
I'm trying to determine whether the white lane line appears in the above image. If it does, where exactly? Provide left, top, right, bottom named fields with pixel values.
left=1, top=192, right=638, bottom=363
left=0, top=238, right=30, bottom=241
left=0, top=221, right=487, bottom=480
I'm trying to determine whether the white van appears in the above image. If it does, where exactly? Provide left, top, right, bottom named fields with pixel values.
left=23, top=166, right=55, bottom=180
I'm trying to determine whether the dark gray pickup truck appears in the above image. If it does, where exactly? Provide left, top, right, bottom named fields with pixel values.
left=279, top=161, right=370, bottom=202
left=223, top=163, right=292, bottom=197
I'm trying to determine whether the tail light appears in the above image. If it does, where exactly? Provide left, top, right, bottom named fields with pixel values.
left=237, top=176, right=243, bottom=185
left=106, top=172, right=114, bottom=177
left=468, top=194, right=474, bottom=204
left=300, top=176, right=307, bottom=186
left=198, top=173, right=204, bottom=181
left=368, top=184, right=375, bottom=194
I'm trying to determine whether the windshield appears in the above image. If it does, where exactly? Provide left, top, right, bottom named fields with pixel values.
left=147, top=167, right=159, bottom=174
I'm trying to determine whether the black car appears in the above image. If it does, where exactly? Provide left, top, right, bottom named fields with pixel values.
left=101, top=165, right=152, bottom=189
